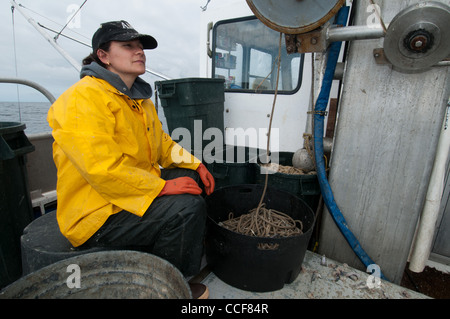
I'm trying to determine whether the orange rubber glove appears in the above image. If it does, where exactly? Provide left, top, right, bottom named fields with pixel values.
left=158, top=177, right=202, bottom=197
left=196, top=163, right=215, bottom=195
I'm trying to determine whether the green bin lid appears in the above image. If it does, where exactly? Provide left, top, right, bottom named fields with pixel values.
left=0, top=122, right=26, bottom=135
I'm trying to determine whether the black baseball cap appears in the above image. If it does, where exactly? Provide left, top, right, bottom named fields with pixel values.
left=92, top=20, right=157, bottom=52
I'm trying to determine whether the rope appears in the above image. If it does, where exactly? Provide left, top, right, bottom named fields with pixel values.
left=54, top=0, right=88, bottom=41
left=255, top=32, right=283, bottom=214
left=261, top=163, right=316, bottom=175
left=222, top=34, right=303, bottom=238
left=19, top=3, right=90, bottom=41
left=254, top=54, right=278, bottom=92
left=39, top=23, right=91, bottom=47
left=303, top=133, right=314, bottom=163
left=221, top=204, right=303, bottom=238
left=11, top=5, right=21, bottom=121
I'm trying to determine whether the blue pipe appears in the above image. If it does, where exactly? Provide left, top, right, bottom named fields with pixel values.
left=313, top=6, right=388, bottom=281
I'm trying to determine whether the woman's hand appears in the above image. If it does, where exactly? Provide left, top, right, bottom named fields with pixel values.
left=196, top=163, right=215, bottom=195
left=158, top=177, right=202, bottom=196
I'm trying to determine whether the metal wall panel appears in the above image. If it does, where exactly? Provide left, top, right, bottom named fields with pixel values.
left=318, top=0, right=450, bottom=284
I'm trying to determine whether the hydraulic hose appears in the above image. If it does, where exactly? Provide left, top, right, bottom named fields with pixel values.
left=313, top=6, right=388, bottom=281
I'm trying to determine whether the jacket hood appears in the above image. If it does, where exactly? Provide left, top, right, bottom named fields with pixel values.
left=80, top=62, right=152, bottom=99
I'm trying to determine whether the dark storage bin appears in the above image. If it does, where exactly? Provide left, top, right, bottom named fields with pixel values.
left=203, top=145, right=260, bottom=189
left=0, top=122, right=35, bottom=288
left=20, top=211, right=109, bottom=275
left=205, top=185, right=315, bottom=292
left=256, top=151, right=321, bottom=210
left=156, top=78, right=225, bottom=153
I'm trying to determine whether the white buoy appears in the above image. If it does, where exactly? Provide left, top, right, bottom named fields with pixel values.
left=292, top=148, right=315, bottom=172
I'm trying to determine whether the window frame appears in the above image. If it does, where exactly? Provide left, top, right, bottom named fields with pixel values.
left=212, top=15, right=304, bottom=95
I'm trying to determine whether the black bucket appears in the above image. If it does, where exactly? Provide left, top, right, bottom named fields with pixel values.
left=205, top=184, right=315, bottom=292
left=203, top=145, right=260, bottom=189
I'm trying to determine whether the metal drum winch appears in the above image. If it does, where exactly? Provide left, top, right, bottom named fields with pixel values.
left=246, top=0, right=450, bottom=73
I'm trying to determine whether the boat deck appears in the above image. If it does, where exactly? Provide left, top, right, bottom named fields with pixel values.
left=194, top=250, right=429, bottom=299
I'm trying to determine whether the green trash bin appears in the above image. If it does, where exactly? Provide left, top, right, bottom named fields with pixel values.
left=156, top=78, right=225, bottom=155
left=0, top=122, right=35, bottom=288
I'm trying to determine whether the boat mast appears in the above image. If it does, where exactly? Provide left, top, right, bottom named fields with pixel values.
left=10, top=1, right=172, bottom=80
left=11, top=0, right=82, bottom=72
left=10, top=0, right=82, bottom=72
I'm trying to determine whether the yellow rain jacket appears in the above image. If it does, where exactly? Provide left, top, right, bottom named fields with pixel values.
left=47, top=75, right=200, bottom=247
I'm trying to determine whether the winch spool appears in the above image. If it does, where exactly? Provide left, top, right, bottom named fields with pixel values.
left=383, top=1, right=450, bottom=73
left=246, top=0, right=346, bottom=34
left=246, top=0, right=450, bottom=74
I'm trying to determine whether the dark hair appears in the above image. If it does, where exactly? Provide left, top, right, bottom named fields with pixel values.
left=82, top=42, right=111, bottom=67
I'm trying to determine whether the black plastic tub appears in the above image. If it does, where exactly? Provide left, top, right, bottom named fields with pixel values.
left=256, top=151, right=321, bottom=211
left=205, top=184, right=315, bottom=292
left=203, top=145, right=260, bottom=189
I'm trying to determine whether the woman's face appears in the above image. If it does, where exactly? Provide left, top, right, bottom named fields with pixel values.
left=98, top=39, right=146, bottom=84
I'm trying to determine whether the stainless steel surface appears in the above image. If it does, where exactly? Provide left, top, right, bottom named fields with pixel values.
left=0, top=77, right=55, bottom=103
left=384, top=1, right=450, bottom=73
left=1, top=250, right=191, bottom=299
left=327, top=25, right=385, bottom=42
left=246, top=0, right=345, bottom=34
left=318, top=0, right=450, bottom=284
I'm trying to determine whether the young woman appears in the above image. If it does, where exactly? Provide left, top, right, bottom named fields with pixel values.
left=47, top=20, right=213, bottom=298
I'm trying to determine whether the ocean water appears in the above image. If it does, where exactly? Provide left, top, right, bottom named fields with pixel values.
left=0, top=101, right=169, bottom=135
left=0, top=102, right=52, bottom=135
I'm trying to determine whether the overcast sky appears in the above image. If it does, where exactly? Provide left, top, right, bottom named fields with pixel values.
left=1, top=0, right=209, bottom=102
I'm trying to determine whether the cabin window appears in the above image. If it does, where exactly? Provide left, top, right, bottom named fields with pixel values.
left=213, top=16, right=303, bottom=94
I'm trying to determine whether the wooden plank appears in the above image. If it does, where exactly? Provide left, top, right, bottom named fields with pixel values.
left=326, top=98, right=338, bottom=138
left=318, top=0, right=450, bottom=284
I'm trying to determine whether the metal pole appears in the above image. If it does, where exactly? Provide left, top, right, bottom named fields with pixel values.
left=0, top=77, right=56, bottom=103
left=11, top=0, right=173, bottom=80
left=327, top=25, right=385, bottom=42
left=10, top=0, right=82, bottom=72
left=145, top=69, right=171, bottom=80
